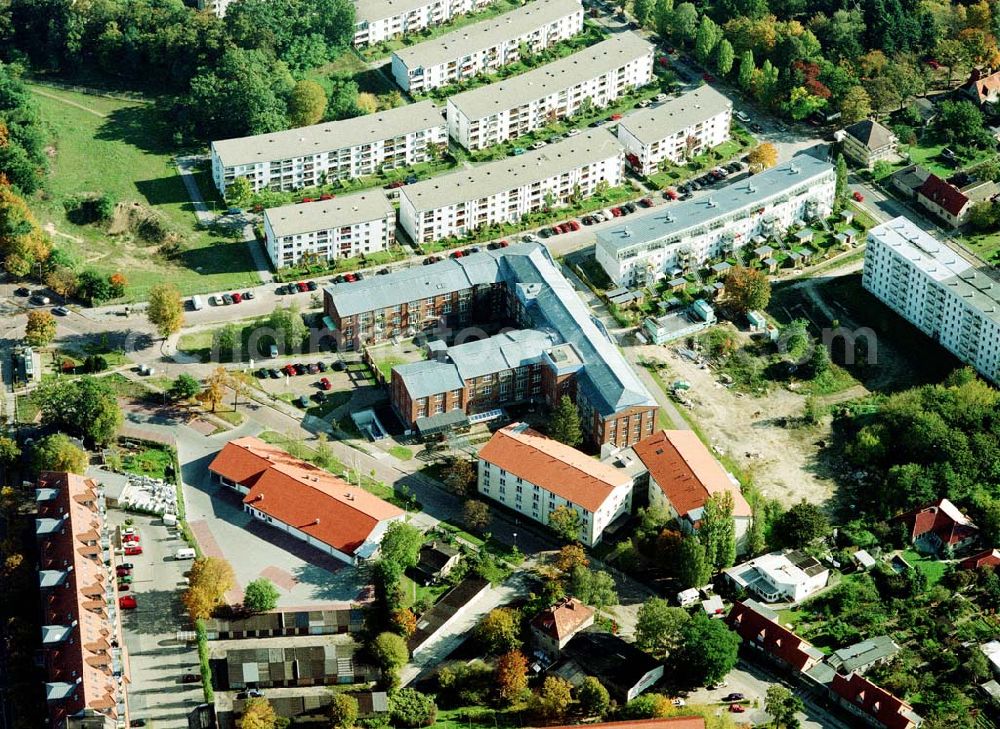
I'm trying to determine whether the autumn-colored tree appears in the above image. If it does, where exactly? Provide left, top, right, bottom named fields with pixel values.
left=476, top=607, right=522, bottom=655
left=554, top=544, right=589, bottom=574
left=0, top=183, right=51, bottom=277
left=25, top=309, right=57, bottom=346
left=147, top=283, right=185, bottom=339
left=746, top=142, right=778, bottom=172
left=198, top=367, right=228, bottom=413
left=239, top=697, right=277, bottom=729
left=548, top=504, right=583, bottom=542
left=31, top=433, right=88, bottom=475
left=496, top=650, right=529, bottom=703
left=533, top=676, right=573, bottom=720
left=183, top=556, right=235, bottom=620
left=46, top=267, right=79, bottom=298
left=287, top=79, right=328, bottom=127
left=357, top=92, right=379, bottom=114
left=725, top=266, right=771, bottom=313
left=463, top=499, right=490, bottom=531
left=108, top=272, right=127, bottom=299
left=443, top=456, right=475, bottom=495
left=392, top=608, right=418, bottom=637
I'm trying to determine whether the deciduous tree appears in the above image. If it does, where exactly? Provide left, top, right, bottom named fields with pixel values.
left=677, top=534, right=711, bottom=588
left=287, top=79, right=327, bottom=127
left=147, top=283, right=184, bottom=339
left=694, top=15, right=722, bottom=64
left=700, top=491, right=736, bottom=569
left=388, top=688, right=437, bottom=727
left=226, top=177, right=253, bottom=208
left=549, top=504, right=583, bottom=542
left=570, top=566, right=618, bottom=609
left=443, top=456, right=475, bottom=495
left=392, top=608, right=417, bottom=637
left=575, top=676, right=610, bottom=717
left=243, top=578, right=280, bottom=614
left=24, top=309, right=56, bottom=346
left=774, top=500, right=830, bottom=547
left=765, top=685, right=804, bottom=728
left=327, top=693, right=359, bottom=729
left=636, top=597, right=690, bottom=659
left=169, top=374, right=202, bottom=402
left=554, top=544, right=589, bottom=574
left=380, top=521, right=423, bottom=570
left=496, top=649, right=529, bottom=703
left=677, top=612, right=740, bottom=685
left=31, top=433, right=88, bottom=474
left=356, top=92, right=379, bottom=114
left=746, top=142, right=778, bottom=171
left=725, top=266, right=771, bottom=313
left=35, top=377, right=122, bottom=445
left=476, top=607, right=521, bottom=654
left=463, top=500, right=490, bottom=531
left=198, top=367, right=229, bottom=413
left=240, top=697, right=277, bottom=729
left=370, top=631, right=409, bottom=687
left=184, top=556, right=236, bottom=620
left=738, top=49, right=755, bottom=90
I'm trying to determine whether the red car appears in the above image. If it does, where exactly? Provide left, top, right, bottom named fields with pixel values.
left=116, top=567, right=131, bottom=577
left=283, top=364, right=297, bottom=376
left=451, top=250, right=464, bottom=258
left=664, top=188, right=678, bottom=200
left=499, top=240, right=509, bottom=247
left=729, top=704, right=745, bottom=714
left=611, top=207, right=623, bottom=217
left=702, top=72, right=715, bottom=82
left=296, top=281, right=309, bottom=292
left=610, top=113, right=622, bottom=121
left=117, top=583, right=130, bottom=592
left=119, top=596, right=137, bottom=609
left=853, top=191, right=865, bottom=202
left=639, top=197, right=654, bottom=207
left=300, top=197, right=314, bottom=204
left=319, top=193, right=335, bottom=200
left=124, top=545, right=142, bottom=556
left=568, top=220, right=580, bottom=231
left=123, top=534, right=140, bottom=544
left=231, top=292, right=242, bottom=303
left=319, top=377, right=332, bottom=390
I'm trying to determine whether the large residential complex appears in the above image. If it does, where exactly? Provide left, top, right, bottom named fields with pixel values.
left=616, top=85, right=732, bottom=176
left=390, top=0, right=584, bottom=93
left=208, top=437, right=404, bottom=564
left=446, top=32, right=653, bottom=150
left=477, top=423, right=635, bottom=545
left=209, top=101, right=448, bottom=195
left=262, top=191, right=395, bottom=269
left=353, top=0, right=495, bottom=47
left=324, top=243, right=658, bottom=448
left=36, top=472, right=130, bottom=729
left=863, top=216, right=1000, bottom=384
left=400, top=127, right=623, bottom=242
left=595, top=155, right=836, bottom=287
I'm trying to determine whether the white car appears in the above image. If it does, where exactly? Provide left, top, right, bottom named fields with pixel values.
left=637, top=98, right=652, bottom=108
left=565, top=129, right=581, bottom=137
left=655, top=92, right=668, bottom=102
left=530, top=140, right=548, bottom=149
left=735, top=110, right=750, bottom=123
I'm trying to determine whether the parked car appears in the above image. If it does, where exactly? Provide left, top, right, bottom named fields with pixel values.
left=469, top=246, right=482, bottom=253
left=655, top=92, right=668, bottom=102
left=307, top=363, right=320, bottom=374
left=182, top=673, right=200, bottom=684
left=316, top=361, right=328, bottom=372
left=231, top=292, right=242, bottom=303
left=221, top=294, right=233, bottom=305
left=853, top=191, right=865, bottom=202
left=538, top=227, right=553, bottom=238
left=639, top=197, right=654, bottom=207
left=129, top=719, right=146, bottom=727
left=565, top=128, right=581, bottom=137
left=119, top=562, right=133, bottom=570
left=307, top=280, right=318, bottom=291
left=243, top=291, right=255, bottom=300
left=377, top=268, right=390, bottom=275
left=53, top=306, right=69, bottom=316
left=296, top=281, right=309, bottom=292
left=13, top=287, right=29, bottom=297
left=734, top=110, right=750, bottom=123
left=729, top=705, right=745, bottom=714
left=296, top=395, right=310, bottom=408
left=236, top=690, right=264, bottom=700
left=636, top=98, right=652, bottom=108
left=294, top=363, right=308, bottom=375
left=567, top=220, right=580, bottom=231
left=283, top=364, right=296, bottom=376
left=530, top=140, right=548, bottom=150
left=319, top=377, right=332, bottom=390
left=622, top=202, right=637, bottom=213
left=611, top=207, right=623, bottom=217
left=123, top=534, right=140, bottom=544
left=723, top=693, right=745, bottom=702
left=663, top=188, right=678, bottom=200
left=119, top=596, right=137, bottom=609
left=118, top=575, right=133, bottom=584
left=117, top=583, right=130, bottom=592
left=256, top=368, right=268, bottom=378
left=268, top=369, right=281, bottom=379
left=116, top=567, right=131, bottom=577
left=124, top=544, right=142, bottom=555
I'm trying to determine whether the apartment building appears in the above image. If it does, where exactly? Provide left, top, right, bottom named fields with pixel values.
left=595, top=155, right=835, bottom=287
left=209, top=100, right=448, bottom=195
left=354, top=0, right=495, bottom=47
left=446, top=32, right=653, bottom=150
left=390, top=0, right=584, bottom=93
left=324, top=243, right=658, bottom=448
left=863, top=216, right=1000, bottom=384
left=262, top=190, right=395, bottom=269
left=838, top=119, right=898, bottom=170
left=400, top=127, right=623, bottom=242
left=36, top=472, right=130, bottom=729
left=477, top=423, right=635, bottom=546
left=617, top=85, right=732, bottom=176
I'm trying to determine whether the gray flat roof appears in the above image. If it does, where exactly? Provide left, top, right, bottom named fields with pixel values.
left=448, top=32, right=652, bottom=121
left=264, top=190, right=394, bottom=237
left=596, top=154, right=835, bottom=256
left=401, top=127, right=622, bottom=212
left=392, top=0, right=582, bottom=70
left=355, top=0, right=436, bottom=24
left=618, top=84, right=731, bottom=146
left=211, top=100, right=445, bottom=169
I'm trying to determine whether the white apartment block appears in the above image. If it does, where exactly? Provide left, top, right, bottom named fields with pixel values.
left=354, top=0, right=495, bottom=46
left=863, top=216, right=1000, bottom=383
left=617, top=85, right=732, bottom=176
left=447, top=32, right=653, bottom=150
left=390, top=0, right=584, bottom=93
left=262, top=190, right=396, bottom=269
left=209, top=101, right=448, bottom=195
left=477, top=423, right=634, bottom=547
left=399, top=127, right=624, bottom=242
left=595, top=155, right=835, bottom=287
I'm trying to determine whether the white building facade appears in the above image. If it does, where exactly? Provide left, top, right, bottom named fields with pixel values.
left=863, top=216, right=1000, bottom=383
left=617, top=85, right=732, bottom=176
left=446, top=33, right=653, bottom=150
left=209, top=101, right=448, bottom=195
left=262, top=191, right=396, bottom=269
left=354, top=0, right=496, bottom=47
left=390, top=0, right=584, bottom=93
left=596, top=156, right=835, bottom=287
left=399, top=128, right=624, bottom=242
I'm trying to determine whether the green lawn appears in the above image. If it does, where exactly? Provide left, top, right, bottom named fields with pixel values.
left=388, top=445, right=412, bottom=460
left=121, top=445, right=174, bottom=480
left=901, top=549, right=948, bottom=587
left=28, top=84, right=260, bottom=300
left=901, top=140, right=997, bottom=180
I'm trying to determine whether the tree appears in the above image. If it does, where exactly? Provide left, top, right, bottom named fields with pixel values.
left=970, top=200, right=1000, bottom=231
left=147, top=283, right=184, bottom=339
left=835, top=153, right=849, bottom=203
left=575, top=676, right=610, bottom=718
left=548, top=395, right=582, bottom=446
left=496, top=649, right=529, bottom=703
left=463, top=500, right=490, bottom=531
left=287, top=79, right=327, bottom=127
left=677, top=612, right=740, bottom=685
left=35, top=377, right=122, bottom=445
left=715, top=38, right=734, bottom=76
left=371, top=632, right=409, bottom=687
left=240, top=697, right=277, bottom=729
left=443, top=456, right=475, bottom=495
left=636, top=598, right=691, bottom=659
left=24, top=309, right=56, bottom=346
left=725, top=266, right=771, bottom=313
left=746, top=142, right=778, bottom=172
left=476, top=607, right=521, bottom=654
left=388, top=688, right=437, bottom=727
left=840, top=85, right=872, bottom=124
left=31, top=433, right=88, bottom=474
left=392, top=608, right=417, bottom=637
left=549, top=504, right=583, bottom=542
left=624, top=693, right=673, bottom=718
left=554, top=544, right=589, bottom=574
left=243, top=578, right=280, bottom=614
left=267, top=304, right=307, bottom=352
left=198, top=366, right=229, bottom=413
left=357, top=92, right=379, bottom=114
left=669, top=2, right=698, bottom=44
left=169, top=374, right=202, bottom=402
left=327, top=693, right=359, bottom=729
left=570, top=566, right=619, bottom=609
left=227, top=177, right=253, bottom=208
left=738, top=50, right=755, bottom=90
left=183, top=557, right=236, bottom=620
left=936, top=99, right=992, bottom=148
left=46, top=266, right=79, bottom=298
left=782, top=86, right=827, bottom=121
left=632, top=0, right=654, bottom=27
left=700, top=491, right=736, bottom=569
left=534, top=676, right=573, bottom=720
left=380, top=521, right=423, bottom=570
left=652, top=0, right=674, bottom=38
left=774, top=500, right=830, bottom=547
left=765, top=685, right=804, bottom=728
left=677, top=534, right=711, bottom=588
left=694, top=16, right=722, bottom=65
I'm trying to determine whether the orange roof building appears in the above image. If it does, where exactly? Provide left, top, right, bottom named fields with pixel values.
left=530, top=597, right=595, bottom=657
left=633, top=430, right=752, bottom=551
left=35, top=472, right=130, bottom=729
left=209, top=437, right=404, bottom=564
left=831, top=672, right=922, bottom=729
left=477, top=423, right=634, bottom=546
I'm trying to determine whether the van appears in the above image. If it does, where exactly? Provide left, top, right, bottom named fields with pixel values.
left=174, top=548, right=196, bottom=560
left=269, top=344, right=279, bottom=358
left=191, top=295, right=204, bottom=311
left=162, top=514, right=177, bottom=527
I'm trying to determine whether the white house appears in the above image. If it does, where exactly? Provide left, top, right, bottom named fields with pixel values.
left=209, top=101, right=448, bottom=195
left=595, top=155, right=835, bottom=287
left=477, top=423, right=634, bottom=546
left=724, top=550, right=830, bottom=604
left=262, top=190, right=396, bottom=269
left=446, top=32, right=653, bottom=151
left=863, top=216, right=1000, bottom=384
left=838, top=119, right=897, bottom=170
left=354, top=0, right=496, bottom=47
left=617, top=84, right=732, bottom=176
left=390, top=0, right=584, bottom=93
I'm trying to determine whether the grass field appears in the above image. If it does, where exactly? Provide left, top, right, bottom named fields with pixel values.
left=28, top=84, right=260, bottom=299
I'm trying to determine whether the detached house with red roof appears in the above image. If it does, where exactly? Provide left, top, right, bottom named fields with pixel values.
left=963, top=68, right=1000, bottom=106
left=530, top=596, right=595, bottom=659
left=900, top=498, right=978, bottom=555
left=209, top=437, right=405, bottom=565
left=632, top=430, right=752, bottom=553
left=915, top=174, right=999, bottom=228
left=831, top=672, right=923, bottom=729
left=477, top=423, right=634, bottom=546
left=960, top=548, right=1000, bottom=570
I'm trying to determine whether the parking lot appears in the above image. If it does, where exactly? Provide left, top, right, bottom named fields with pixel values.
left=106, top=511, right=204, bottom=729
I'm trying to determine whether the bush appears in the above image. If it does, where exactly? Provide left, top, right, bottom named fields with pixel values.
left=83, top=355, right=108, bottom=373
left=63, top=193, right=116, bottom=225
left=388, top=688, right=437, bottom=727
left=195, top=620, right=214, bottom=703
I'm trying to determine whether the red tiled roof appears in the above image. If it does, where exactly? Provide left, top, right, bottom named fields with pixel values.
left=531, top=597, right=595, bottom=641
left=212, top=437, right=403, bottom=556
left=960, top=548, right=1000, bottom=570
left=478, top=424, right=630, bottom=512
left=538, top=719, right=704, bottom=729
left=902, top=498, right=977, bottom=546
left=965, top=68, right=1000, bottom=103
left=633, top=430, right=751, bottom=520
left=917, top=174, right=969, bottom=217
left=726, top=601, right=820, bottom=672
left=831, top=672, right=919, bottom=729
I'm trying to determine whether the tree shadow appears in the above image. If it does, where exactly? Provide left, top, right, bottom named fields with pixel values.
left=94, top=103, right=179, bottom=157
